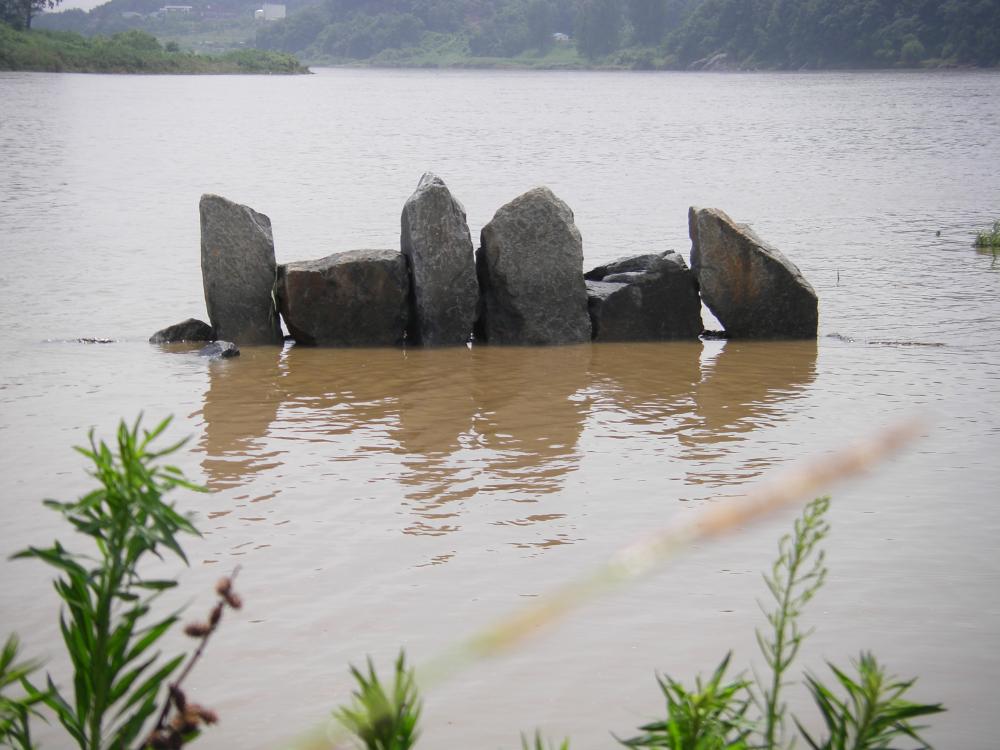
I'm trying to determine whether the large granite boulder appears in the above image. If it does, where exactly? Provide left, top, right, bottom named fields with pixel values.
left=200, top=194, right=283, bottom=346
left=149, top=318, right=215, bottom=344
left=400, top=173, right=478, bottom=346
left=689, top=207, right=818, bottom=338
left=475, top=187, right=591, bottom=345
left=277, top=249, right=409, bottom=346
left=585, top=251, right=702, bottom=341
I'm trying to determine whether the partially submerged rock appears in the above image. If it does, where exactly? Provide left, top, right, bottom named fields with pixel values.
left=149, top=318, right=215, bottom=344
left=277, top=249, right=409, bottom=346
left=476, top=187, right=591, bottom=345
left=400, top=173, right=478, bottom=346
left=689, top=207, right=818, bottom=338
left=585, top=251, right=702, bottom=341
left=199, top=341, right=240, bottom=359
left=200, top=194, right=283, bottom=346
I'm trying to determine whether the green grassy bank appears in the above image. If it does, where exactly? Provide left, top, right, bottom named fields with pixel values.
left=0, top=25, right=308, bottom=73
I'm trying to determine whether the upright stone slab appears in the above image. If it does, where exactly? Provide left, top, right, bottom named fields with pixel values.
left=400, top=173, right=478, bottom=346
left=476, top=187, right=591, bottom=345
left=200, top=194, right=283, bottom=346
left=585, top=251, right=702, bottom=341
left=689, top=207, right=818, bottom=338
left=277, top=249, right=409, bottom=346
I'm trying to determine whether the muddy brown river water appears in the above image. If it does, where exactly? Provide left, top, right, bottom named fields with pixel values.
left=1, top=68, right=998, bottom=748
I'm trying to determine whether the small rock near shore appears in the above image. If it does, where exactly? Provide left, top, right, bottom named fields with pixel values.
left=149, top=318, right=215, bottom=344
left=199, top=341, right=240, bottom=359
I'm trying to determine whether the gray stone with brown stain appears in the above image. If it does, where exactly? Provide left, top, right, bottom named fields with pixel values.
left=476, top=187, right=591, bottom=345
left=200, top=194, right=283, bottom=346
left=586, top=251, right=702, bottom=341
left=689, top=207, right=818, bottom=338
left=277, top=249, right=409, bottom=346
left=400, top=173, right=478, bottom=346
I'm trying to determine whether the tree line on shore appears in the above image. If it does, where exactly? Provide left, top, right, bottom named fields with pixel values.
left=253, top=0, right=999, bottom=67
left=18, top=0, right=999, bottom=69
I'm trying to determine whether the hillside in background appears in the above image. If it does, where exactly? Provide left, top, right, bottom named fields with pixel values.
left=33, top=0, right=1000, bottom=68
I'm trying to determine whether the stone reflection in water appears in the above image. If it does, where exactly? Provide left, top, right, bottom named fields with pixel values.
left=275, top=344, right=409, bottom=453
left=196, top=346, right=284, bottom=491
left=397, top=345, right=591, bottom=537
left=684, top=340, right=818, bottom=486
left=587, top=341, right=703, bottom=437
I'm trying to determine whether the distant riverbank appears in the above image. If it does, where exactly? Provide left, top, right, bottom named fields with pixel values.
left=0, top=26, right=308, bottom=73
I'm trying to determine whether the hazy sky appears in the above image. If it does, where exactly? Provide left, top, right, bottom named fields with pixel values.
left=54, top=0, right=107, bottom=12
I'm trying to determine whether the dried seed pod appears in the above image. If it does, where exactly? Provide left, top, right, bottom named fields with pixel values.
left=184, top=622, right=211, bottom=638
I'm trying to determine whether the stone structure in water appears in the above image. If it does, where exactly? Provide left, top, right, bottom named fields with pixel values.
left=476, top=187, right=592, bottom=345
left=585, top=251, right=702, bottom=342
left=153, top=185, right=822, bottom=349
left=688, top=206, right=818, bottom=339
left=277, top=249, right=410, bottom=346
left=400, top=173, right=479, bottom=346
left=200, top=194, right=283, bottom=346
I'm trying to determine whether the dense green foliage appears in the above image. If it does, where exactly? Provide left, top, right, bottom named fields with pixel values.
left=0, top=24, right=308, bottom=71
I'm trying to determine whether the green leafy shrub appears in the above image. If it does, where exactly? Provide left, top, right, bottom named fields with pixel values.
left=7, top=417, right=214, bottom=750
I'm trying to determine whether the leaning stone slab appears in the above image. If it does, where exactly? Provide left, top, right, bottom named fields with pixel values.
left=200, top=194, right=283, bottom=346
left=149, top=318, right=215, bottom=344
left=476, top=187, right=591, bottom=345
left=585, top=251, right=702, bottom=342
left=400, top=173, right=478, bottom=346
left=199, top=341, right=240, bottom=359
left=277, top=249, right=409, bottom=347
left=689, top=207, right=818, bottom=338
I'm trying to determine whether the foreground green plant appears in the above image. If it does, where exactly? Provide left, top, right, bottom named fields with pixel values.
left=974, top=220, right=1000, bottom=248
left=615, top=497, right=942, bottom=750
left=618, top=652, right=752, bottom=749
left=0, top=636, right=46, bottom=750
left=521, top=730, right=570, bottom=750
left=10, top=416, right=206, bottom=750
left=798, top=653, right=944, bottom=750
left=334, top=652, right=422, bottom=750
left=755, top=496, right=830, bottom=747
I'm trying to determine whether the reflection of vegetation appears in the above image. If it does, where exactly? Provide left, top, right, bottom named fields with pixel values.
left=974, top=220, right=1000, bottom=248
left=0, top=25, right=307, bottom=72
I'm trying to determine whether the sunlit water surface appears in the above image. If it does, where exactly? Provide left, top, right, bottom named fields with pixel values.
left=1, top=68, right=998, bottom=748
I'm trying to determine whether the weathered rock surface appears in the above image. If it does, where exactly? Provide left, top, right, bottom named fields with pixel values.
left=689, top=207, right=818, bottom=338
left=584, top=253, right=662, bottom=281
left=585, top=251, right=702, bottom=341
left=476, top=187, right=591, bottom=345
left=277, top=249, right=409, bottom=346
left=200, top=194, right=283, bottom=346
left=400, top=173, right=478, bottom=346
left=199, top=341, right=240, bottom=359
left=149, top=318, right=215, bottom=344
